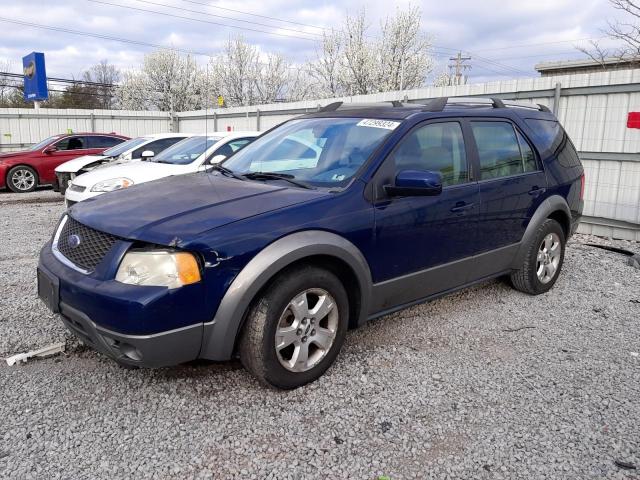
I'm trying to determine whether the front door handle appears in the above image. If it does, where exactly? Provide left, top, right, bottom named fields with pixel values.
left=528, top=187, right=546, bottom=197
left=450, top=201, right=475, bottom=213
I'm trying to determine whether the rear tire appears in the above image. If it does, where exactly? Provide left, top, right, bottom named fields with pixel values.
left=7, top=166, right=38, bottom=193
left=510, top=218, right=565, bottom=295
left=239, top=265, right=349, bottom=389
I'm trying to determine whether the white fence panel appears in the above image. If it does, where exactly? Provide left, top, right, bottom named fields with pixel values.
left=1, top=70, right=639, bottom=239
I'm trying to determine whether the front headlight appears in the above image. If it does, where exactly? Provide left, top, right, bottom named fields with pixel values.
left=115, top=250, right=201, bottom=289
left=91, top=177, right=133, bottom=192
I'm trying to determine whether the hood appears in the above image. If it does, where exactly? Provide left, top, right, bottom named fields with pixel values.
left=55, top=155, right=107, bottom=173
left=71, top=160, right=183, bottom=188
left=69, top=173, right=330, bottom=245
left=0, top=150, right=29, bottom=160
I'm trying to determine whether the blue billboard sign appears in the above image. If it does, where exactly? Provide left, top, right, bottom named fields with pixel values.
left=23, top=52, right=48, bottom=102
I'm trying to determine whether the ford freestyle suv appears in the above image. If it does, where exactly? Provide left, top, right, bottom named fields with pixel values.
left=37, top=98, right=584, bottom=389
left=0, top=133, right=128, bottom=193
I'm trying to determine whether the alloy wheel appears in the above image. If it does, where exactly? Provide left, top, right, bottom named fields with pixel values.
left=274, top=288, right=339, bottom=372
left=11, top=168, right=36, bottom=192
left=536, top=232, right=561, bottom=284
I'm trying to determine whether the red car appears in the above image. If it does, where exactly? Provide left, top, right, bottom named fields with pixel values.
left=0, top=133, right=129, bottom=193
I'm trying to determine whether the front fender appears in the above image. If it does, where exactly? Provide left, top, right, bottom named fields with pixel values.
left=199, top=230, right=372, bottom=361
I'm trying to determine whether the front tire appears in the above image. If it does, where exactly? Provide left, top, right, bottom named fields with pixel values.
left=7, top=166, right=38, bottom=193
left=239, top=265, right=349, bottom=389
left=510, top=218, right=565, bottom=295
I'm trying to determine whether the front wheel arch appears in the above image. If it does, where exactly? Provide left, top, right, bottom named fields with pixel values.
left=199, top=231, right=372, bottom=362
left=6, top=165, right=39, bottom=192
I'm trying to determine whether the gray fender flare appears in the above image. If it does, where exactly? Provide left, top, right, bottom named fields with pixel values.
left=510, top=195, right=571, bottom=269
left=199, top=230, right=373, bottom=361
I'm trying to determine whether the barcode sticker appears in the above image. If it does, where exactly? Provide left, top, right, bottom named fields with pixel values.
left=356, top=119, right=401, bottom=130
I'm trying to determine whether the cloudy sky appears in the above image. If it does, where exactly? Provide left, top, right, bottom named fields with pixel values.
left=0, top=0, right=629, bottom=83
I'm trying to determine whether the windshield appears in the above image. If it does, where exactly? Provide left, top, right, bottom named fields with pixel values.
left=153, top=135, right=222, bottom=165
left=103, top=137, right=150, bottom=157
left=30, top=136, right=61, bottom=151
left=223, top=118, right=398, bottom=187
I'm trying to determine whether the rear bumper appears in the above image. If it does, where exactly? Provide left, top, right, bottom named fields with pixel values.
left=60, top=302, right=202, bottom=367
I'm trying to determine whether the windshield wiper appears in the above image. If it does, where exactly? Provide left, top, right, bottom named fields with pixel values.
left=209, top=164, right=246, bottom=180
left=243, top=172, right=314, bottom=189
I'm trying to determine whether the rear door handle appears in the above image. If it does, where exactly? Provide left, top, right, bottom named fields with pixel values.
left=450, top=201, right=475, bottom=213
left=528, top=187, right=546, bottom=197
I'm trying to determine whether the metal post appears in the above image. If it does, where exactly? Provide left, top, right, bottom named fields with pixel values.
left=256, top=109, right=261, bottom=131
left=33, top=101, right=41, bottom=111
left=213, top=111, right=218, bottom=132
left=90, top=113, right=95, bottom=133
left=553, top=82, right=562, bottom=116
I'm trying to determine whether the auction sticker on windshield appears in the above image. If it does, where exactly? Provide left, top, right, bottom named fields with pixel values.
left=357, top=119, right=401, bottom=130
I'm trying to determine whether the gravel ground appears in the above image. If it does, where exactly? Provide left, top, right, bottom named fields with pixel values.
left=1, top=189, right=639, bottom=480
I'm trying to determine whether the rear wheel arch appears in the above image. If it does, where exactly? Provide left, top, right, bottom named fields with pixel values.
left=199, top=231, right=372, bottom=361
left=547, top=209, right=570, bottom=238
left=511, top=195, right=571, bottom=269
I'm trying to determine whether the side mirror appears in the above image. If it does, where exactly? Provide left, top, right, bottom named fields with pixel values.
left=43, top=146, right=57, bottom=154
left=209, top=154, right=227, bottom=164
left=384, top=170, right=443, bottom=197
left=140, top=150, right=155, bottom=160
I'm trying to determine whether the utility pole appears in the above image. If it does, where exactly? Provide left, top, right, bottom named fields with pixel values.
left=448, top=51, right=472, bottom=86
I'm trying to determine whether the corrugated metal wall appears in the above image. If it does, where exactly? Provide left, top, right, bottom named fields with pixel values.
left=0, top=108, right=172, bottom=151
left=1, top=70, right=639, bottom=239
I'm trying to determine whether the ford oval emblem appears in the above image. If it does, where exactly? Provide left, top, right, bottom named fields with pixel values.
left=68, top=234, right=81, bottom=248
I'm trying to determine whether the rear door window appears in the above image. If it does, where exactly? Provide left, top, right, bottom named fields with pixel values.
left=132, top=137, right=185, bottom=158
left=470, top=121, right=538, bottom=180
left=87, top=136, right=123, bottom=148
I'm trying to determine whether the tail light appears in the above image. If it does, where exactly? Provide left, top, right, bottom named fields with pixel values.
left=579, top=173, right=585, bottom=201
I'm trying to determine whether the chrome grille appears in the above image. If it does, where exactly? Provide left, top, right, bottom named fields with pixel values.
left=53, top=216, right=119, bottom=273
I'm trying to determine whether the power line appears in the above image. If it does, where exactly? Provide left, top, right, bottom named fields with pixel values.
left=471, top=36, right=609, bottom=53
left=126, top=0, right=323, bottom=38
left=86, top=0, right=319, bottom=42
left=178, top=0, right=327, bottom=32
left=0, top=71, right=117, bottom=88
left=0, top=16, right=214, bottom=57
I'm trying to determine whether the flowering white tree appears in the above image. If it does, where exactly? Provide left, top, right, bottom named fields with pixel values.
left=117, top=50, right=205, bottom=111
left=208, top=36, right=300, bottom=106
left=308, top=6, right=434, bottom=96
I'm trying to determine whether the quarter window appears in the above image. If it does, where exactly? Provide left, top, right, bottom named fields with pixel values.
left=391, top=122, right=468, bottom=186
left=471, top=121, right=537, bottom=180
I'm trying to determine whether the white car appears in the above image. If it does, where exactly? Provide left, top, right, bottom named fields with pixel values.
left=54, top=133, right=191, bottom=194
left=65, top=131, right=259, bottom=206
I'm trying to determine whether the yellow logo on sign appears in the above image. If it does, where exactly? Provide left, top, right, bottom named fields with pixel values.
left=23, top=61, right=35, bottom=79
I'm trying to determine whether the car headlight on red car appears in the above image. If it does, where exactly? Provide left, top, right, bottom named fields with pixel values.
left=91, top=177, right=133, bottom=192
left=115, top=250, right=201, bottom=289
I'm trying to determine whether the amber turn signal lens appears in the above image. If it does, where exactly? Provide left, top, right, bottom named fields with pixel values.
left=175, top=252, right=201, bottom=285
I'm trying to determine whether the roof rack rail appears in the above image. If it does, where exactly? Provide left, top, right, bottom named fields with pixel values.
left=421, top=96, right=551, bottom=113
left=318, top=100, right=406, bottom=112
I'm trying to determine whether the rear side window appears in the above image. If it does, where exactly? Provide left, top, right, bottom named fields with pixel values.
left=87, top=136, right=123, bottom=148
left=471, top=121, right=538, bottom=180
left=524, top=118, right=581, bottom=167
left=392, top=121, right=468, bottom=186
left=132, top=137, right=184, bottom=158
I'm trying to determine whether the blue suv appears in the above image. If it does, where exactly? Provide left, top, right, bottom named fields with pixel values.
left=38, top=98, right=584, bottom=389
